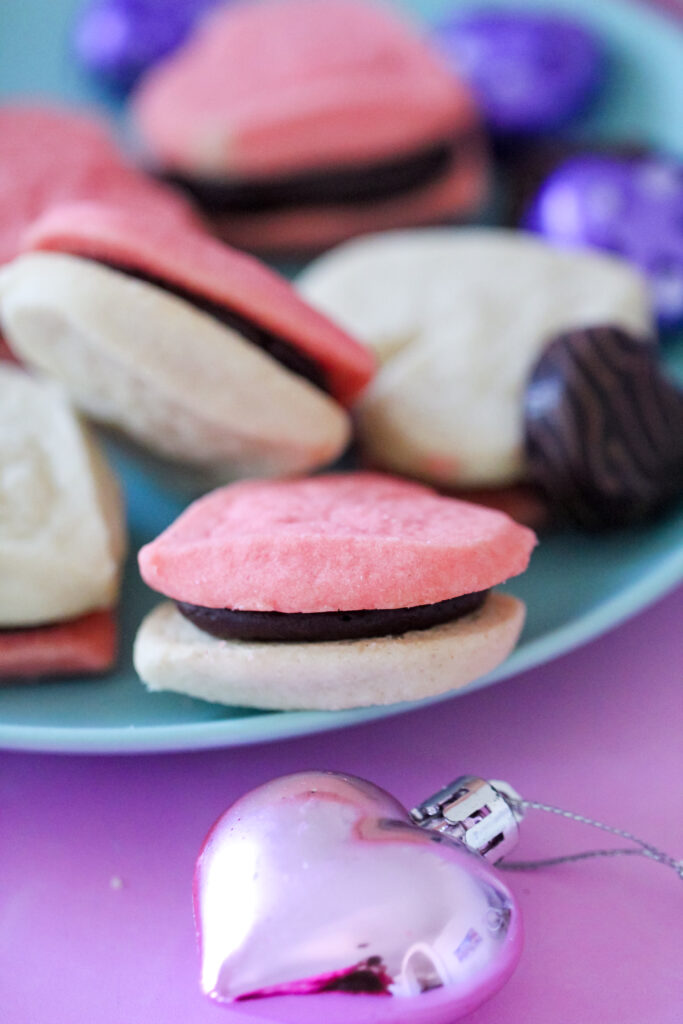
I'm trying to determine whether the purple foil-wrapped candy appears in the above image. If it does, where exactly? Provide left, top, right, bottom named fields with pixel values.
left=74, top=0, right=220, bottom=90
left=525, top=155, right=683, bottom=327
left=501, top=138, right=650, bottom=227
left=433, top=10, right=603, bottom=135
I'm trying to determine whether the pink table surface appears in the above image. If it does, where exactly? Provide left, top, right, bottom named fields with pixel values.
left=1, top=586, right=682, bottom=1024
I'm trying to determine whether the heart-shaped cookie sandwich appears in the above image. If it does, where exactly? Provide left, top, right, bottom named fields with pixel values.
left=135, top=472, right=535, bottom=709
left=0, top=201, right=373, bottom=479
left=0, top=103, right=196, bottom=268
left=131, top=0, right=488, bottom=253
left=0, top=364, right=125, bottom=679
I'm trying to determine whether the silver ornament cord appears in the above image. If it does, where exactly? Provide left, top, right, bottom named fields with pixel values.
left=499, top=798, right=683, bottom=882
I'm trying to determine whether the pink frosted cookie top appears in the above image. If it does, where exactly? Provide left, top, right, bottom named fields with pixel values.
left=132, top=0, right=479, bottom=178
left=26, top=201, right=375, bottom=405
left=0, top=104, right=196, bottom=265
left=138, top=473, right=536, bottom=613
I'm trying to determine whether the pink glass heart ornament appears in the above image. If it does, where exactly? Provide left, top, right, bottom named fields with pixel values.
left=194, top=772, right=523, bottom=1024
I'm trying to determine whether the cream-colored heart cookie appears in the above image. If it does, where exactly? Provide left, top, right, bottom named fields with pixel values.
left=0, top=364, right=125, bottom=627
left=298, top=228, right=653, bottom=487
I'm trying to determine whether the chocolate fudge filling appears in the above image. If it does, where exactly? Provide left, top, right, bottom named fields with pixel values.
left=164, top=136, right=471, bottom=215
left=176, top=589, right=488, bottom=643
left=94, top=260, right=330, bottom=393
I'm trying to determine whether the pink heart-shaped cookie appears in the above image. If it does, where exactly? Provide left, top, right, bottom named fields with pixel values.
left=195, top=772, right=522, bottom=1023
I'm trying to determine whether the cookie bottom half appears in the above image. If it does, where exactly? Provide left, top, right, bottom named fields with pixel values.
left=0, top=610, right=116, bottom=682
left=133, top=593, right=524, bottom=710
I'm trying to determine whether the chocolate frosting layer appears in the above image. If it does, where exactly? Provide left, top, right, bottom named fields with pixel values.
left=177, top=590, right=488, bottom=643
left=164, top=139, right=461, bottom=214
left=99, top=261, right=329, bottom=392
left=524, top=325, right=683, bottom=530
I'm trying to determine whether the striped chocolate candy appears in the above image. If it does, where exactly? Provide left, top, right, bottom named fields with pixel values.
left=524, top=326, right=683, bottom=530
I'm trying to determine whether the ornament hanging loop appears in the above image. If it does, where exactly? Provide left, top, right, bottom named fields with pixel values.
left=501, top=798, right=683, bottom=882
left=411, top=775, right=523, bottom=862
left=413, top=776, right=683, bottom=883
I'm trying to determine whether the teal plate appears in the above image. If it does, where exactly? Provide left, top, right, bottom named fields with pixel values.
left=1, top=0, right=682, bottom=752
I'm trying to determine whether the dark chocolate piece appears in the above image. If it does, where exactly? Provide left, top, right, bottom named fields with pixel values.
left=177, top=590, right=488, bottom=643
left=99, top=261, right=329, bottom=392
left=524, top=325, right=683, bottom=530
left=163, top=138, right=466, bottom=215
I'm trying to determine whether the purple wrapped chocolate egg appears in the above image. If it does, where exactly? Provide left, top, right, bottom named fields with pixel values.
left=433, top=10, right=604, bottom=134
left=524, top=154, right=683, bottom=327
left=73, top=0, right=220, bottom=90
left=524, top=326, right=683, bottom=530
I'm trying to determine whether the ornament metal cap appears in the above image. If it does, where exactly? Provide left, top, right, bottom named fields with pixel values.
left=411, top=775, right=524, bottom=862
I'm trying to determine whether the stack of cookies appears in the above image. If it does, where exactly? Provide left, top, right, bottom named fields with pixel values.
left=1, top=0, right=681, bottom=707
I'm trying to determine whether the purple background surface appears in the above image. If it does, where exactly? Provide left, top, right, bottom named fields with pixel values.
left=1, top=586, right=681, bottom=1024
left=1, top=0, right=682, bottom=1014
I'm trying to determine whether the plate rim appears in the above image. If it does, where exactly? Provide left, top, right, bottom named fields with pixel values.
left=1, top=548, right=680, bottom=755
left=2, top=0, right=683, bottom=755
